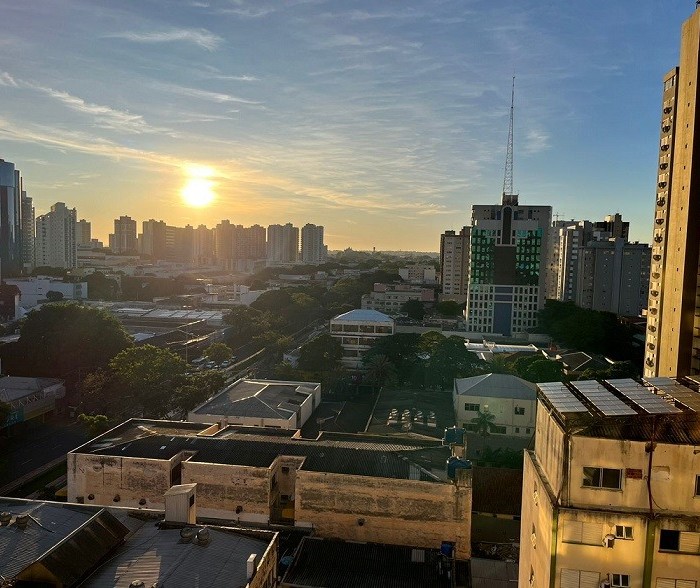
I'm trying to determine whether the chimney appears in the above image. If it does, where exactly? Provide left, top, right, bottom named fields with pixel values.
left=247, top=554, right=258, bottom=580
left=164, top=483, right=197, bottom=524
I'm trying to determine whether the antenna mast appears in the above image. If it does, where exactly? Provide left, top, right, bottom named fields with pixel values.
left=502, top=76, right=518, bottom=206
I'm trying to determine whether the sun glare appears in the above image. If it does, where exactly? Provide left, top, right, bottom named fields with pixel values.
left=181, top=164, right=217, bottom=207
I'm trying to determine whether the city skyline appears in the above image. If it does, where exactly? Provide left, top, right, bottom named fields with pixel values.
left=0, top=1, right=694, bottom=250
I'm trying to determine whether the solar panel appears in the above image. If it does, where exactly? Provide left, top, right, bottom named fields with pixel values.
left=643, top=378, right=700, bottom=413
left=537, top=383, right=589, bottom=414
left=568, top=380, right=637, bottom=417
left=605, top=379, right=682, bottom=415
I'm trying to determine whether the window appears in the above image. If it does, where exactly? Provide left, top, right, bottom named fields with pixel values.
left=612, top=574, right=630, bottom=587
left=659, top=530, right=700, bottom=553
left=582, top=467, right=622, bottom=490
left=465, top=403, right=480, bottom=412
left=656, top=579, right=697, bottom=588
left=560, top=569, right=600, bottom=588
left=695, top=474, right=700, bottom=496
left=514, top=406, right=525, bottom=415
left=492, top=425, right=507, bottom=434
left=281, top=466, right=290, bottom=474
left=562, top=521, right=602, bottom=546
left=615, top=525, right=633, bottom=540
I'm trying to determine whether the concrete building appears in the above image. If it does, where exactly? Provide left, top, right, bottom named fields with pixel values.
left=645, top=9, right=700, bottom=378
left=267, top=223, right=299, bottom=265
left=453, top=373, right=536, bottom=437
left=5, top=276, right=87, bottom=308
left=0, top=495, right=278, bottom=588
left=399, top=264, right=437, bottom=285
left=193, top=224, right=215, bottom=266
left=21, top=191, right=34, bottom=273
left=520, top=377, right=700, bottom=588
left=465, top=200, right=552, bottom=337
left=300, top=223, right=327, bottom=264
left=141, top=218, right=167, bottom=259
left=0, top=159, right=24, bottom=276
left=109, top=215, right=137, bottom=254
left=575, top=239, right=651, bottom=316
left=440, top=227, right=470, bottom=302
left=361, top=282, right=434, bottom=316
left=67, top=420, right=472, bottom=558
left=188, top=379, right=321, bottom=429
left=330, top=309, right=394, bottom=369
left=76, top=219, right=91, bottom=246
left=0, top=376, right=65, bottom=429
left=35, top=202, right=78, bottom=269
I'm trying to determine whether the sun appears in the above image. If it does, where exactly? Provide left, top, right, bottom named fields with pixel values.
left=180, top=164, right=216, bottom=208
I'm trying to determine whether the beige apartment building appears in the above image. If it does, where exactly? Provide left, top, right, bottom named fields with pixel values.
left=520, top=377, right=700, bottom=588
left=645, top=8, right=700, bottom=378
left=67, top=420, right=473, bottom=558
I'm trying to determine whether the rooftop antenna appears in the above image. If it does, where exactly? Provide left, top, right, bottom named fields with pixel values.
left=502, top=76, right=518, bottom=206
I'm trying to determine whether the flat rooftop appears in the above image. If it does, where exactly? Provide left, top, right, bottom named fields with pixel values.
left=191, top=379, right=319, bottom=420
left=73, top=420, right=448, bottom=482
left=537, top=377, right=700, bottom=444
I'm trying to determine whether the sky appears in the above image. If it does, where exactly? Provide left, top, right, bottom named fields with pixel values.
left=0, top=0, right=695, bottom=251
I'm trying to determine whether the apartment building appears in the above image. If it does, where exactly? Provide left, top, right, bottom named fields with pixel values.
left=520, top=377, right=700, bottom=588
left=329, top=309, right=394, bottom=369
left=361, top=282, right=435, bottom=316
left=439, top=227, right=470, bottom=302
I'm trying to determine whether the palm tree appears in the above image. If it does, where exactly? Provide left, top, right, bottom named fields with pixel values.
left=364, top=354, right=396, bottom=391
left=471, top=409, right=496, bottom=437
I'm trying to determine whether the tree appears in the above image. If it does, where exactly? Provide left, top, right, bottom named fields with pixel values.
left=364, top=354, right=397, bottom=391
left=435, top=300, right=463, bottom=317
left=205, top=342, right=233, bottom=364
left=363, top=333, right=421, bottom=384
left=516, top=357, right=564, bottom=384
left=471, top=409, right=496, bottom=437
left=224, top=306, right=257, bottom=347
left=0, top=401, right=11, bottom=426
left=109, top=345, right=187, bottom=417
left=401, top=299, right=426, bottom=320
left=425, top=336, right=486, bottom=389
left=172, top=370, right=226, bottom=415
left=86, top=271, right=120, bottom=300
left=78, top=413, right=110, bottom=437
left=45, top=290, right=64, bottom=302
left=297, top=334, right=343, bottom=372
left=17, top=303, right=133, bottom=378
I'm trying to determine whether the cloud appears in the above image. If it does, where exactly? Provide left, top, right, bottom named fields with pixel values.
left=154, top=82, right=262, bottom=105
left=0, top=72, right=18, bottom=87
left=523, top=128, right=550, bottom=154
left=107, top=28, right=223, bottom=51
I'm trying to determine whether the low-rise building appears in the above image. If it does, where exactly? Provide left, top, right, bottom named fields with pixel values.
left=399, top=264, right=437, bottom=285
left=520, top=377, right=700, bottom=588
left=68, top=420, right=472, bottom=558
left=188, top=379, right=321, bottom=429
left=361, top=283, right=435, bottom=316
left=330, top=309, right=394, bottom=369
left=453, top=373, right=536, bottom=437
left=0, top=376, right=65, bottom=429
left=4, top=277, right=87, bottom=308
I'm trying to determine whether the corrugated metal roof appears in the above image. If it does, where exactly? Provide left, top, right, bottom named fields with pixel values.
left=83, top=525, right=268, bottom=588
left=454, top=373, right=536, bottom=400
left=282, top=537, right=452, bottom=587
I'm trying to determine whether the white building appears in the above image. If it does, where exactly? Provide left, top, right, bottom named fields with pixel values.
left=267, top=223, right=299, bottom=264
left=453, top=373, right=536, bottom=437
left=361, top=283, right=434, bottom=316
left=35, top=202, right=77, bottom=269
left=399, top=264, right=437, bottom=285
left=188, top=378, right=321, bottom=429
left=330, top=309, right=394, bottom=369
left=5, top=276, right=87, bottom=308
left=300, top=224, right=327, bottom=264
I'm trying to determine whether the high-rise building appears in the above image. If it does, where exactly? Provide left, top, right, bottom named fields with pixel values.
left=109, top=216, right=137, bottom=254
left=193, top=224, right=214, bottom=266
left=140, top=219, right=167, bottom=259
left=439, top=227, right=470, bottom=302
left=76, top=219, right=91, bottom=246
left=300, top=223, right=327, bottom=264
left=464, top=200, right=552, bottom=336
left=267, top=223, right=299, bottom=264
left=645, top=9, right=700, bottom=378
left=575, top=239, right=651, bottom=316
left=35, top=202, right=77, bottom=269
left=0, top=159, right=24, bottom=276
left=21, top=191, right=34, bottom=272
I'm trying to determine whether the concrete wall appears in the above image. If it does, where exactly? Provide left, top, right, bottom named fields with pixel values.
left=533, top=399, right=566, bottom=498
left=181, top=460, right=271, bottom=524
left=247, top=533, right=279, bottom=588
left=454, top=393, right=536, bottom=437
left=68, top=453, right=173, bottom=508
left=188, top=411, right=294, bottom=429
left=294, top=469, right=472, bottom=559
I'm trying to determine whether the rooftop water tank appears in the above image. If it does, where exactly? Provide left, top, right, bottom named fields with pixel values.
left=446, top=456, right=472, bottom=480
left=442, top=426, right=465, bottom=446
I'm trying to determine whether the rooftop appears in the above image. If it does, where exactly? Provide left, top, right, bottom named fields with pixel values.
left=281, top=537, right=452, bottom=587
left=331, top=309, right=394, bottom=323
left=74, top=420, right=449, bottom=482
left=190, top=379, right=320, bottom=421
left=537, top=377, right=700, bottom=444
left=0, top=376, right=64, bottom=403
left=454, top=373, right=536, bottom=400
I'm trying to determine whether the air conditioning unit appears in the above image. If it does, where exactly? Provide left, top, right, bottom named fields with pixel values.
left=533, top=490, right=539, bottom=505
left=530, top=533, right=537, bottom=548
left=603, top=534, right=615, bottom=548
